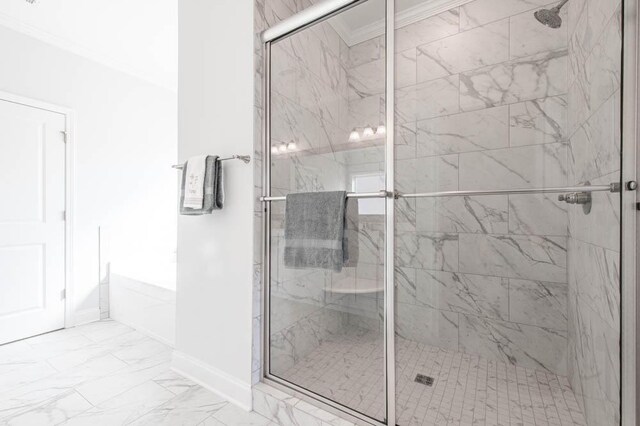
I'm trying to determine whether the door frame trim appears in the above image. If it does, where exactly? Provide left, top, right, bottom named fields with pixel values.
left=0, top=90, right=76, bottom=330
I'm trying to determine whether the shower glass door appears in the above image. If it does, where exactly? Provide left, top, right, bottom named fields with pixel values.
left=264, top=0, right=624, bottom=425
left=392, top=1, right=622, bottom=425
left=266, top=0, right=389, bottom=423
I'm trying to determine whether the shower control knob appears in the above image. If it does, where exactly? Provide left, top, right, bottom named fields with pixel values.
left=558, top=192, right=591, bottom=205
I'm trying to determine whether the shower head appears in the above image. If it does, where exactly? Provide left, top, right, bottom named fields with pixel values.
left=534, top=0, right=569, bottom=29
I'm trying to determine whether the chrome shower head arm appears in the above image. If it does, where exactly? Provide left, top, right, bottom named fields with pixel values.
left=552, top=0, right=569, bottom=12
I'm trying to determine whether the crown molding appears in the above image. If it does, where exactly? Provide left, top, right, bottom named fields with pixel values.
left=332, top=0, right=474, bottom=47
left=0, top=13, right=176, bottom=92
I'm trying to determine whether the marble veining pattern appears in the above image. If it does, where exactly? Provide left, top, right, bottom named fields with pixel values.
left=0, top=320, right=275, bottom=426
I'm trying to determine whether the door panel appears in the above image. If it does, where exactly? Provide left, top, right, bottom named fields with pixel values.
left=0, top=99, right=66, bottom=344
left=266, top=0, right=388, bottom=422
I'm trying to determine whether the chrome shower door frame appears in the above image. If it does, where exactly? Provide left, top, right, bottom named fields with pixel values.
left=260, top=1, right=396, bottom=425
left=621, top=0, right=638, bottom=424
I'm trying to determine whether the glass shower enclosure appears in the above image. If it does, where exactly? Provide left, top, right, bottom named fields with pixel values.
left=260, top=0, right=635, bottom=425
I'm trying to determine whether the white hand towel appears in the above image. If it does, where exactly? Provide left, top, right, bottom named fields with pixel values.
left=183, top=155, right=208, bottom=209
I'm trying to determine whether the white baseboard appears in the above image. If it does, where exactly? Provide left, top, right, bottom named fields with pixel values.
left=73, top=308, right=101, bottom=326
left=171, top=351, right=252, bottom=410
left=115, top=317, right=175, bottom=347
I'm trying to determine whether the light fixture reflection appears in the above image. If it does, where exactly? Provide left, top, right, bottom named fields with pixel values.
left=287, top=142, right=297, bottom=150
left=363, top=126, right=374, bottom=138
left=376, top=125, right=386, bottom=135
left=349, top=129, right=360, bottom=142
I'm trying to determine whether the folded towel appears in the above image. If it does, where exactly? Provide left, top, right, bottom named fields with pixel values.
left=180, top=155, right=223, bottom=215
left=284, top=191, right=348, bottom=272
left=183, top=155, right=207, bottom=209
left=343, top=198, right=359, bottom=267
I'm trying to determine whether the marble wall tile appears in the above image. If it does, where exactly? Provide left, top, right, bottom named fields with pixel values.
left=460, top=50, right=567, bottom=112
left=416, top=19, right=509, bottom=82
left=508, top=194, right=568, bottom=236
left=416, top=106, right=509, bottom=156
left=509, top=96, right=568, bottom=146
left=567, top=0, right=587, bottom=37
left=510, top=7, right=568, bottom=59
left=396, top=49, right=417, bottom=89
left=396, top=266, right=417, bottom=304
left=567, top=70, right=591, bottom=136
left=567, top=292, right=620, bottom=426
left=395, top=198, right=416, bottom=232
left=587, top=8, right=621, bottom=114
left=459, top=144, right=556, bottom=190
left=347, top=58, right=385, bottom=100
left=348, top=95, right=385, bottom=131
left=568, top=174, right=620, bottom=252
left=395, top=9, right=460, bottom=53
left=587, top=0, right=620, bottom=49
left=459, top=314, right=567, bottom=374
left=395, top=231, right=459, bottom=271
left=509, top=279, right=568, bottom=330
left=297, top=69, right=345, bottom=128
left=396, top=305, right=459, bottom=350
left=460, top=0, right=550, bottom=31
left=459, top=234, right=567, bottom=283
left=568, top=4, right=589, bottom=86
left=415, top=195, right=509, bottom=234
left=271, top=93, right=318, bottom=151
left=415, top=154, right=459, bottom=193
left=271, top=48, right=299, bottom=103
left=347, top=36, right=383, bottom=68
left=395, top=121, right=417, bottom=160
left=416, top=270, right=509, bottom=321
left=308, top=20, right=341, bottom=57
left=396, top=154, right=459, bottom=194
left=395, top=76, right=460, bottom=123
left=319, top=48, right=348, bottom=96
left=568, top=92, right=620, bottom=185
left=347, top=49, right=414, bottom=98
left=568, top=238, right=620, bottom=331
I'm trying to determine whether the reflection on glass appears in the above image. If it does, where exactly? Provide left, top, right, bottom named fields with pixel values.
left=393, top=0, right=621, bottom=425
left=268, top=0, right=387, bottom=422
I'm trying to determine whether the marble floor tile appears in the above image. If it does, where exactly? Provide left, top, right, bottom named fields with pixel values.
left=128, top=386, right=228, bottom=425
left=0, top=320, right=273, bottom=426
left=208, top=402, right=274, bottom=426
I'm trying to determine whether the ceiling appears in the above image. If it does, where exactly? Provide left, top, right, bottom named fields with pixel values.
left=0, top=0, right=177, bottom=91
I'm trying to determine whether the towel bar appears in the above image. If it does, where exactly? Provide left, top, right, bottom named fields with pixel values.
left=172, top=155, right=251, bottom=169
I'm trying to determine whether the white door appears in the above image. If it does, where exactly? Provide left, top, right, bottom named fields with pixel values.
left=0, top=99, right=66, bottom=345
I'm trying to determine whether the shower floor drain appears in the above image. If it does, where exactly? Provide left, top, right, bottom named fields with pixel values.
left=414, top=374, right=434, bottom=386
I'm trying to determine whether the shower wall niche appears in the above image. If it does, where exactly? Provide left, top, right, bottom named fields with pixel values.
left=254, top=0, right=624, bottom=425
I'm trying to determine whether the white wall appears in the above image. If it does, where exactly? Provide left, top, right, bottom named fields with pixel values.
left=173, top=0, right=255, bottom=410
left=0, top=25, right=178, bottom=321
left=0, top=0, right=177, bottom=90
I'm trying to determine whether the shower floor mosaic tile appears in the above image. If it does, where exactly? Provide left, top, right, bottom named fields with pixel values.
left=280, top=329, right=587, bottom=426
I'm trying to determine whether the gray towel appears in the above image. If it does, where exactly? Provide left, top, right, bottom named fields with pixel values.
left=343, top=198, right=359, bottom=267
left=284, top=191, right=351, bottom=272
left=180, top=155, right=223, bottom=215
